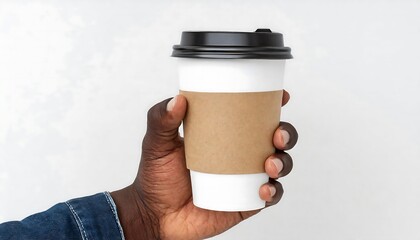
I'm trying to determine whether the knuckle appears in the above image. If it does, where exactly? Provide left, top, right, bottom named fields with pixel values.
left=275, top=151, right=293, bottom=177
left=147, top=103, right=166, bottom=130
left=147, top=104, right=159, bottom=123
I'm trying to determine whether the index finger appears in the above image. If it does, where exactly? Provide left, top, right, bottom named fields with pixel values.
left=282, top=90, right=290, bottom=106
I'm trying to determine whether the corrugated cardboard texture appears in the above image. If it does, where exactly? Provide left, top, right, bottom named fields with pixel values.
left=180, top=90, right=283, bottom=174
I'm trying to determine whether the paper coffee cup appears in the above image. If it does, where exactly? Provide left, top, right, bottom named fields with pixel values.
left=172, top=29, right=292, bottom=211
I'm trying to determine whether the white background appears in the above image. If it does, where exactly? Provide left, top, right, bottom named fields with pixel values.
left=1, top=1, right=419, bottom=239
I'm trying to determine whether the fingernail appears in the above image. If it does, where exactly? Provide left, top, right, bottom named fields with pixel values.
left=272, top=157, right=283, bottom=174
left=280, top=130, right=290, bottom=146
left=166, top=96, right=177, bottom=112
left=269, top=185, right=276, bottom=197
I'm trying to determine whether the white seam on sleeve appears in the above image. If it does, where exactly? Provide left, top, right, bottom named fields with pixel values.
left=104, top=192, right=126, bottom=240
left=65, top=201, right=89, bottom=240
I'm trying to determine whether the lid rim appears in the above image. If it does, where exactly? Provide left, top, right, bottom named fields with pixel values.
left=172, top=52, right=293, bottom=59
left=173, top=45, right=291, bottom=51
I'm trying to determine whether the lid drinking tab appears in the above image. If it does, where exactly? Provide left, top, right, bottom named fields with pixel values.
left=255, top=28, right=272, bottom=32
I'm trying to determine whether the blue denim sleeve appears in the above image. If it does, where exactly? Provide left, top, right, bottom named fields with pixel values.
left=0, top=192, right=125, bottom=240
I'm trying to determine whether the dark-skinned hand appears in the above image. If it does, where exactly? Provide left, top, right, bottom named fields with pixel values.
left=111, top=90, right=298, bottom=240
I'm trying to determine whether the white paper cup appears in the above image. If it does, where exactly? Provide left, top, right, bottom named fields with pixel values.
left=178, top=58, right=285, bottom=211
left=172, top=29, right=292, bottom=211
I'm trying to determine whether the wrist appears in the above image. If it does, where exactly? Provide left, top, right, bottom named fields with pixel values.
left=111, top=185, right=160, bottom=240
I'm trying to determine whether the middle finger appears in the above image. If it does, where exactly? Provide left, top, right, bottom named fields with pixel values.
left=264, top=151, right=294, bottom=179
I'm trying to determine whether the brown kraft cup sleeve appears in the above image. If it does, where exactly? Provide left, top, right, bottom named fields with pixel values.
left=180, top=90, right=283, bottom=174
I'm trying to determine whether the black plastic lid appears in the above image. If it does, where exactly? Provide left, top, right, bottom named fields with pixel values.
left=172, top=29, right=292, bottom=59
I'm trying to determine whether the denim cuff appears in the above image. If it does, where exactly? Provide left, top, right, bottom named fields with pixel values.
left=66, top=192, right=125, bottom=240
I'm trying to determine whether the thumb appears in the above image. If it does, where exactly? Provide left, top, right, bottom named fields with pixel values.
left=142, top=95, right=187, bottom=160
